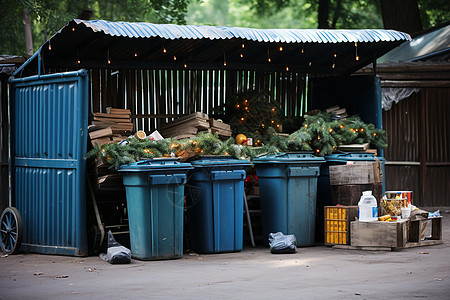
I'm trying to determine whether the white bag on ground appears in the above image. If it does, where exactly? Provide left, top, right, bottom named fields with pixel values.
left=268, top=232, right=297, bottom=254
left=100, top=230, right=131, bottom=264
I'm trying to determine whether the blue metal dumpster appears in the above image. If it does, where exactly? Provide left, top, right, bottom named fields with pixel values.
left=10, top=70, right=89, bottom=256
left=186, top=157, right=251, bottom=254
left=253, top=153, right=324, bottom=247
left=119, top=159, right=193, bottom=260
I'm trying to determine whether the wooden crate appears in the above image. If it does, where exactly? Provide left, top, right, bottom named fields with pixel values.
left=330, top=183, right=383, bottom=206
left=329, top=162, right=383, bottom=185
left=351, top=220, right=408, bottom=249
left=325, top=206, right=358, bottom=245
left=405, top=217, right=443, bottom=248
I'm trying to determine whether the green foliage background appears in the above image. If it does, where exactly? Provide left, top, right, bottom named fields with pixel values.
left=1, top=0, right=448, bottom=56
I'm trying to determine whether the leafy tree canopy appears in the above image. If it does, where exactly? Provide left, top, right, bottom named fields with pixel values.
left=0, top=0, right=191, bottom=56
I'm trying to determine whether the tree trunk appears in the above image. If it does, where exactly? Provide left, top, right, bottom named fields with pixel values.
left=379, top=0, right=423, bottom=35
left=23, top=9, right=33, bottom=55
left=331, top=0, right=343, bottom=29
left=318, top=0, right=330, bottom=29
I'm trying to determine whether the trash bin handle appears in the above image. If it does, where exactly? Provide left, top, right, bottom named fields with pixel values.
left=148, top=173, right=186, bottom=185
left=210, top=170, right=246, bottom=181
left=286, top=166, right=319, bottom=177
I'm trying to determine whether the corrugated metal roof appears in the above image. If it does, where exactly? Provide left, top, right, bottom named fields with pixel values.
left=14, top=19, right=412, bottom=77
left=378, top=23, right=450, bottom=63
left=73, top=19, right=410, bottom=44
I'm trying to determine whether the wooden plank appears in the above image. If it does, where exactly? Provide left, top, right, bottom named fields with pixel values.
left=208, top=70, right=213, bottom=115
left=172, top=70, right=178, bottom=117
left=213, top=70, right=219, bottom=113
left=142, top=70, right=150, bottom=132
left=136, top=69, right=143, bottom=131
left=91, top=69, right=100, bottom=112
left=166, top=70, right=173, bottom=121
left=179, top=70, right=185, bottom=114
left=118, top=70, right=125, bottom=109
left=351, top=220, right=408, bottom=248
left=100, top=69, right=107, bottom=112
left=89, top=127, right=113, bottom=140
left=209, top=119, right=231, bottom=131
left=329, top=162, right=383, bottom=185
left=149, top=70, right=156, bottom=130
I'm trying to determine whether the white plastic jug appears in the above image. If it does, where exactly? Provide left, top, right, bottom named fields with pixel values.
left=358, top=191, right=378, bottom=222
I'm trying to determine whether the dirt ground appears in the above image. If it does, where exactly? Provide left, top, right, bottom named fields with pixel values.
left=1, top=210, right=450, bottom=300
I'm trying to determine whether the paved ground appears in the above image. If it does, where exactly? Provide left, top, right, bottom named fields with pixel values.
left=1, top=210, right=450, bottom=300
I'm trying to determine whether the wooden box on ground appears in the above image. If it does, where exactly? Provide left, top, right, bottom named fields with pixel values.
left=405, top=217, right=443, bottom=248
left=331, top=183, right=383, bottom=206
left=350, top=220, right=408, bottom=249
left=325, top=206, right=358, bottom=246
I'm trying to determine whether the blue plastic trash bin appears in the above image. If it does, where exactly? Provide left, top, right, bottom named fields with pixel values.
left=316, top=152, right=385, bottom=243
left=186, top=157, right=251, bottom=254
left=253, top=153, right=324, bottom=247
left=119, top=159, right=193, bottom=260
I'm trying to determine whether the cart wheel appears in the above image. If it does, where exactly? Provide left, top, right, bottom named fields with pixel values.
left=0, top=207, right=23, bottom=255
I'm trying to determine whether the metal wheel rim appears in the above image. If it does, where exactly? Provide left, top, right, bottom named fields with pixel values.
left=0, top=207, right=22, bottom=254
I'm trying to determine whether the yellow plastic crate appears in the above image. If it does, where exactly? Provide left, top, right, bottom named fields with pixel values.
left=324, top=206, right=358, bottom=245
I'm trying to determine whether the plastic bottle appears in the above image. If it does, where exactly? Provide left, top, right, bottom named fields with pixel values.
left=358, top=191, right=378, bottom=222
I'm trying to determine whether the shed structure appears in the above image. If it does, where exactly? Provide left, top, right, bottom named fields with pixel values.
left=8, top=19, right=410, bottom=255
left=360, top=22, right=450, bottom=207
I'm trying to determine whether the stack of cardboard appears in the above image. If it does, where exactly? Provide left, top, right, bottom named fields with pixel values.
left=209, top=118, right=232, bottom=138
left=89, top=107, right=134, bottom=146
left=161, top=112, right=211, bottom=139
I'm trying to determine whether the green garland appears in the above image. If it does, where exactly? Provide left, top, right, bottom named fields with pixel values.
left=85, top=111, right=387, bottom=169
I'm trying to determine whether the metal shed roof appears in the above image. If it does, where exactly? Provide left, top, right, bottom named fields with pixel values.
left=378, top=22, right=450, bottom=63
left=15, top=19, right=411, bottom=76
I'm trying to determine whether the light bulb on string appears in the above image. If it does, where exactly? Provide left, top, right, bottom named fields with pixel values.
left=301, top=48, right=304, bottom=54
left=173, top=56, right=177, bottom=61
left=48, top=42, right=52, bottom=51
left=107, top=49, right=111, bottom=65
left=240, top=53, right=244, bottom=58
left=223, top=52, right=227, bottom=66
left=286, top=66, right=289, bottom=71
left=242, top=43, right=245, bottom=49
left=267, top=49, right=271, bottom=62
left=355, top=42, right=359, bottom=61
left=279, top=46, right=283, bottom=51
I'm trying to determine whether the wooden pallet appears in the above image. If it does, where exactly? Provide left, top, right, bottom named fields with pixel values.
left=333, top=217, right=443, bottom=251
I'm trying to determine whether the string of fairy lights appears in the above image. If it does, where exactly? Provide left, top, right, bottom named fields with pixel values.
left=54, top=25, right=363, bottom=70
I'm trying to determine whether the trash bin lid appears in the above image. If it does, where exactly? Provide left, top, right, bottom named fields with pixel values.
left=118, top=158, right=193, bottom=172
left=325, top=152, right=385, bottom=162
left=189, top=156, right=251, bottom=168
left=253, top=152, right=325, bottom=164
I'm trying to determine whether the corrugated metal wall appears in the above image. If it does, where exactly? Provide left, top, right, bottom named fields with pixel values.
left=1, top=76, right=9, bottom=212
left=11, top=71, right=89, bottom=255
left=84, top=68, right=308, bottom=132
left=383, top=88, right=450, bottom=207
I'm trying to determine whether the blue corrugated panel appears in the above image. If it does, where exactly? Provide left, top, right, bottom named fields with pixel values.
left=11, top=70, right=89, bottom=256
left=72, top=19, right=411, bottom=44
